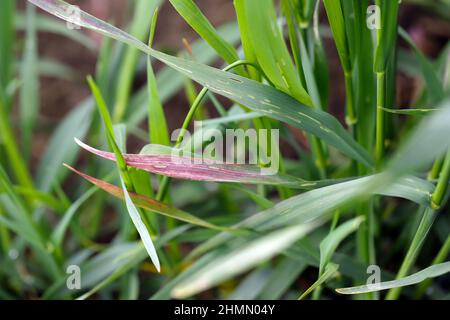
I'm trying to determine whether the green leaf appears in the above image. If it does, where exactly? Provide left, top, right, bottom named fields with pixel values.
left=374, top=0, right=400, bottom=72
left=323, top=0, right=351, bottom=72
left=36, top=100, right=93, bottom=192
left=258, top=257, right=307, bottom=299
left=64, top=165, right=234, bottom=233
left=113, top=0, right=161, bottom=122
left=228, top=268, right=271, bottom=300
left=243, top=0, right=311, bottom=105
left=151, top=251, right=220, bottom=299
left=15, top=13, right=95, bottom=50
left=87, top=76, right=161, bottom=271
left=126, top=21, right=242, bottom=128
left=168, top=0, right=240, bottom=67
left=0, top=0, right=15, bottom=88
left=147, top=8, right=169, bottom=146
left=337, top=261, right=450, bottom=294
left=399, top=28, right=445, bottom=105
left=386, top=99, right=450, bottom=175
left=188, top=174, right=433, bottom=260
left=312, top=1, right=330, bottom=108
left=35, top=58, right=79, bottom=80
left=51, top=185, right=99, bottom=248
left=298, top=263, right=339, bottom=300
left=120, top=176, right=160, bottom=272
left=20, top=4, right=39, bottom=161
left=171, top=219, right=324, bottom=299
left=320, top=216, right=365, bottom=273
left=298, top=30, right=322, bottom=110
left=77, top=226, right=189, bottom=300
left=233, top=0, right=259, bottom=80
left=381, top=107, right=439, bottom=116
left=386, top=206, right=439, bottom=299
left=199, top=111, right=263, bottom=126
left=11, top=186, right=66, bottom=212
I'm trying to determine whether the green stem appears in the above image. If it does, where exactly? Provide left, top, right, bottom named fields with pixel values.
left=0, top=98, right=34, bottom=191
left=310, top=136, right=327, bottom=179
left=0, top=206, right=10, bottom=254
left=415, top=234, right=450, bottom=298
left=385, top=207, right=437, bottom=300
left=428, top=157, right=444, bottom=181
left=375, top=72, right=386, bottom=169
left=386, top=151, right=450, bottom=300
left=431, top=151, right=450, bottom=208
left=344, top=72, right=357, bottom=131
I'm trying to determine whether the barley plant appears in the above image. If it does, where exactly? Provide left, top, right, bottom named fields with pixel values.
left=0, top=0, right=449, bottom=300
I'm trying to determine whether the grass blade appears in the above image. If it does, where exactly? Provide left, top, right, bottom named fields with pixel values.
left=337, top=261, right=450, bottom=295
left=112, top=0, right=161, bottom=122
left=386, top=99, right=450, bottom=175
left=64, top=165, right=233, bottom=233
left=243, top=0, right=311, bottom=105
left=51, top=186, right=98, bottom=248
left=15, top=13, right=95, bottom=50
left=120, top=177, right=160, bottom=272
left=75, top=138, right=339, bottom=189
left=399, top=28, right=445, bottom=104
left=381, top=107, right=439, bottom=116
left=36, top=100, right=93, bottom=192
left=171, top=220, right=323, bottom=299
left=87, top=75, right=161, bottom=271
left=319, top=216, right=365, bottom=273
left=168, top=0, right=240, bottom=67
left=0, top=0, right=15, bottom=89
left=147, top=8, right=169, bottom=146
left=187, top=174, right=433, bottom=260
left=20, top=3, right=39, bottom=161
left=299, top=263, right=339, bottom=300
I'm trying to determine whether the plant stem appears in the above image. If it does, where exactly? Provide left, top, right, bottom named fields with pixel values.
left=0, top=207, right=10, bottom=254
left=415, top=234, right=450, bottom=298
left=0, top=98, right=34, bottom=191
left=344, top=72, right=357, bottom=132
left=386, top=150, right=450, bottom=300
left=385, top=207, right=437, bottom=300
left=375, top=72, right=386, bottom=168
left=431, top=151, right=450, bottom=208
left=428, top=157, right=443, bottom=180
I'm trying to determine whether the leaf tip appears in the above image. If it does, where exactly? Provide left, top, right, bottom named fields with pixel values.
left=74, top=138, right=93, bottom=154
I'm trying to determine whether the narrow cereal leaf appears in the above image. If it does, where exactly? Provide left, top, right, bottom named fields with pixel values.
left=168, top=0, right=240, bottom=66
left=120, top=177, right=160, bottom=273
left=243, top=0, right=311, bottom=105
left=337, top=261, right=450, bottom=294
left=75, top=138, right=339, bottom=189
left=298, top=263, right=339, bottom=300
left=320, top=216, right=365, bottom=273
left=20, top=3, right=39, bottom=159
left=381, top=107, right=439, bottom=116
left=63, top=164, right=233, bottom=232
left=172, top=220, right=324, bottom=299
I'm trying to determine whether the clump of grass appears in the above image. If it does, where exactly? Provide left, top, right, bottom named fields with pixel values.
left=0, top=0, right=449, bottom=300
